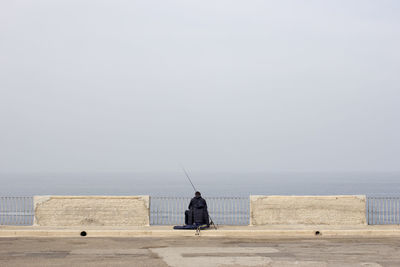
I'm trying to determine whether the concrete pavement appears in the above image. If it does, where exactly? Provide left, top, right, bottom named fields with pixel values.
left=1, top=236, right=400, bottom=266
left=1, top=225, right=400, bottom=238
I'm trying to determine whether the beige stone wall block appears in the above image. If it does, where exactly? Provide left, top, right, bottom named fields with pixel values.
left=250, top=195, right=366, bottom=226
left=34, top=196, right=150, bottom=226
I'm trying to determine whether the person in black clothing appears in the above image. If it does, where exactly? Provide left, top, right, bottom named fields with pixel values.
left=185, top=191, right=210, bottom=226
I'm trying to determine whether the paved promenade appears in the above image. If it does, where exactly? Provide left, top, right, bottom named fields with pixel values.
left=1, top=225, right=400, bottom=238
left=1, top=236, right=400, bottom=266
left=1, top=225, right=400, bottom=266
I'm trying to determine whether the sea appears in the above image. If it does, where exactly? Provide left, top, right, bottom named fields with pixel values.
left=1, top=171, right=399, bottom=197
left=1, top=172, right=400, bottom=225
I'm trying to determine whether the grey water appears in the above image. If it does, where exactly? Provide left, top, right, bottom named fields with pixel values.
left=1, top=172, right=399, bottom=197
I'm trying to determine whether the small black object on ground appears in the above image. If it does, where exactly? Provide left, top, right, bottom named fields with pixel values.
left=173, top=224, right=209, bottom=230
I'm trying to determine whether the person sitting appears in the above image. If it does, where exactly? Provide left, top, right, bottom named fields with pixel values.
left=185, top=191, right=210, bottom=228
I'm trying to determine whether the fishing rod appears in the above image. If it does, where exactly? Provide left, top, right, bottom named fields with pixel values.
left=181, top=166, right=217, bottom=230
left=182, top=167, right=197, bottom=192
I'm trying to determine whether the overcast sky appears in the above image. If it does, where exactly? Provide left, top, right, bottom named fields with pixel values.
left=0, top=0, right=399, bottom=173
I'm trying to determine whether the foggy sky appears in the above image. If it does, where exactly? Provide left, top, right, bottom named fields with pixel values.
left=1, top=0, right=399, bottom=173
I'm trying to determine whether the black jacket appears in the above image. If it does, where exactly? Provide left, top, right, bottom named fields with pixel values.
left=187, top=196, right=209, bottom=225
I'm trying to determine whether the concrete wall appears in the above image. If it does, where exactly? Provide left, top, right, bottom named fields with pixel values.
left=250, top=195, right=366, bottom=226
left=34, top=196, right=150, bottom=226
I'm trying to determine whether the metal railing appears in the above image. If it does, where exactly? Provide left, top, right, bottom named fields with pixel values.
left=367, top=196, right=400, bottom=225
left=4, top=195, right=398, bottom=226
left=150, top=196, right=249, bottom=225
left=0, top=197, right=34, bottom=225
